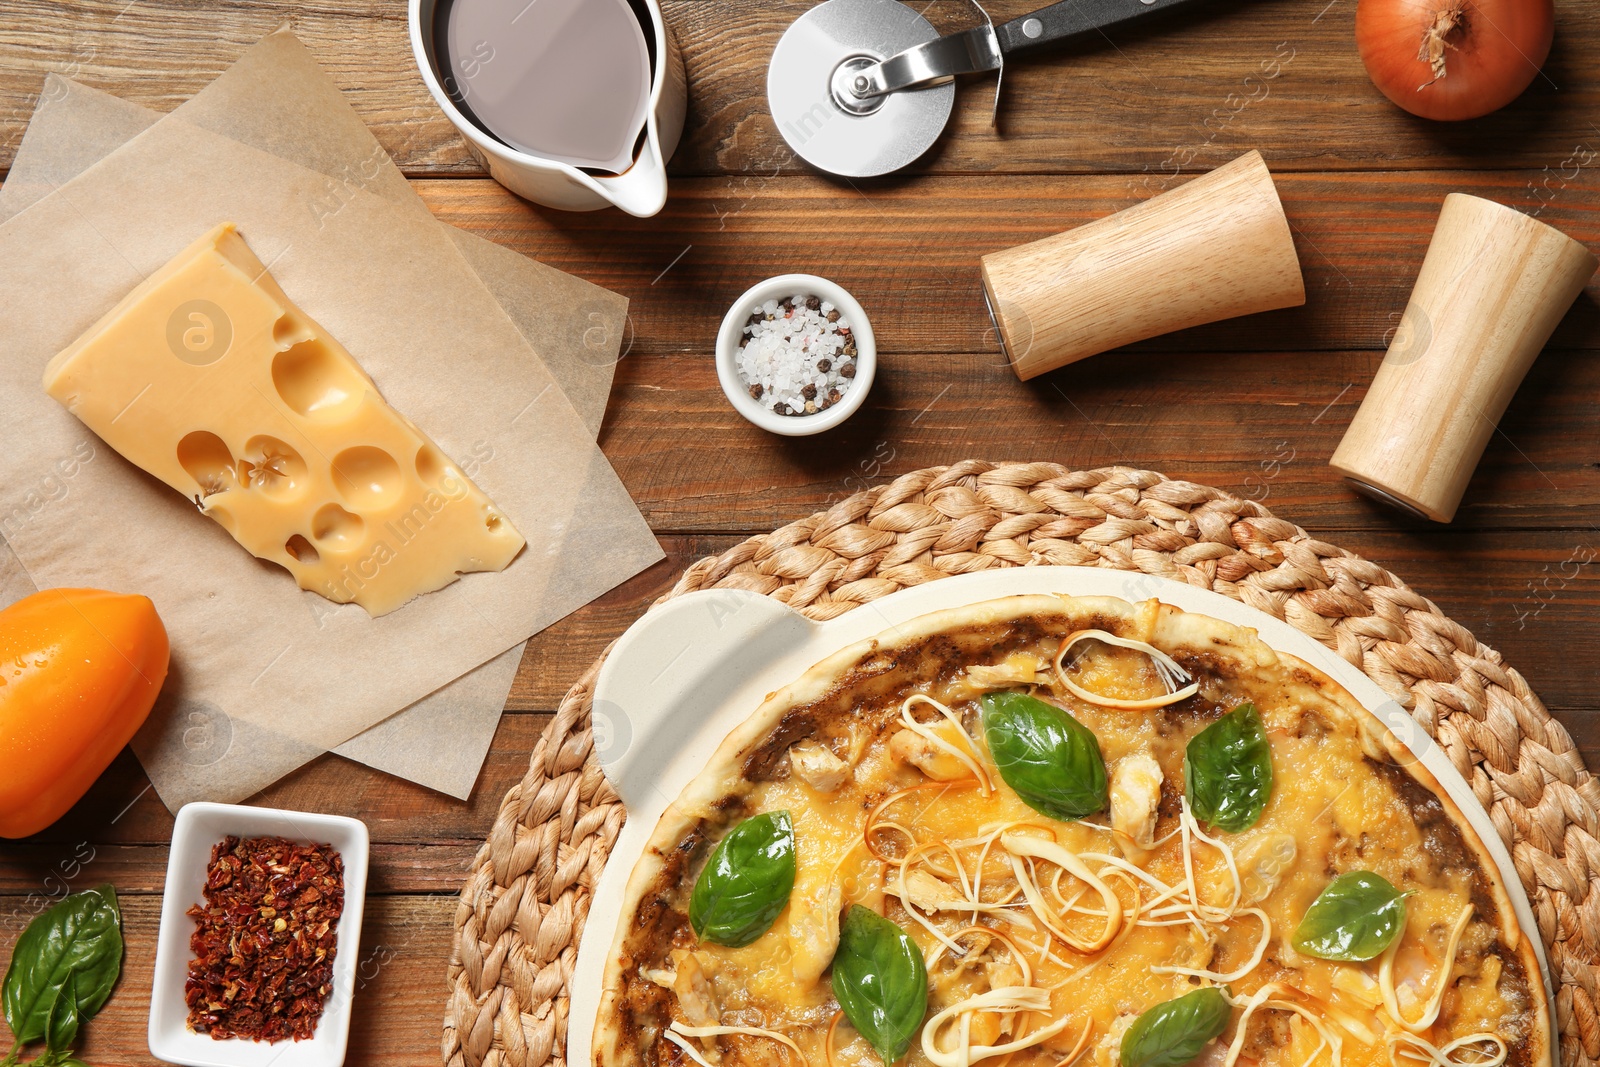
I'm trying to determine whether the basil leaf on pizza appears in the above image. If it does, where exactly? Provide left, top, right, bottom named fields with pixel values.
left=981, top=691, right=1107, bottom=821
left=1119, top=987, right=1232, bottom=1067
left=688, top=810, right=796, bottom=947
left=1292, top=870, right=1407, bottom=961
left=1184, top=702, right=1272, bottom=832
left=831, top=905, right=928, bottom=1065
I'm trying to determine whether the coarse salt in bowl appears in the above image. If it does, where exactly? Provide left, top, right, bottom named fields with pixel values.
left=716, top=274, right=875, bottom=436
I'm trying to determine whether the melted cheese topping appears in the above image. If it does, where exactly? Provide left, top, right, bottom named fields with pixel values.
left=651, top=632, right=1528, bottom=1067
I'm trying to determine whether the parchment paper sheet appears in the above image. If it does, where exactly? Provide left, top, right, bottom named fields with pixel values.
left=0, top=33, right=631, bottom=800
left=0, top=108, right=661, bottom=810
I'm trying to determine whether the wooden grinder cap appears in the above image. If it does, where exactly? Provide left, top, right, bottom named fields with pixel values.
left=1330, top=194, right=1598, bottom=523
left=980, top=150, right=1306, bottom=380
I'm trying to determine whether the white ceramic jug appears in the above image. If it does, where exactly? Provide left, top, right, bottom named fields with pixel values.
left=409, top=0, right=687, bottom=217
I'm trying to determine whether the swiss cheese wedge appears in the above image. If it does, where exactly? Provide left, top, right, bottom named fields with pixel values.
left=42, top=222, right=524, bottom=615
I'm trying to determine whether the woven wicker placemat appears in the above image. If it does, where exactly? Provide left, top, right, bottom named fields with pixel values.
left=441, top=463, right=1600, bottom=1067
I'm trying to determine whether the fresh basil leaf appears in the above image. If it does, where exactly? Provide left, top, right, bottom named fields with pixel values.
left=2, top=885, right=122, bottom=1043
left=1120, top=987, right=1232, bottom=1067
left=44, top=974, right=80, bottom=1055
left=1292, top=871, right=1407, bottom=961
left=689, top=811, right=796, bottom=947
left=981, top=691, right=1107, bottom=821
left=831, top=905, right=928, bottom=1065
left=1184, top=703, right=1273, bottom=833
left=58, top=885, right=121, bottom=1021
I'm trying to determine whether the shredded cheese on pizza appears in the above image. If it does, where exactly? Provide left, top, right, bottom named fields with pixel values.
left=1379, top=904, right=1475, bottom=1034
left=921, top=987, right=1082, bottom=1067
left=1385, top=1031, right=1508, bottom=1067
left=670, top=1022, right=809, bottom=1066
left=1223, top=984, right=1345, bottom=1067
left=1053, top=630, right=1200, bottom=711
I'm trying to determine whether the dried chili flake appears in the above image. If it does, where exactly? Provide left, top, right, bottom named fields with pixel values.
left=184, top=835, right=345, bottom=1042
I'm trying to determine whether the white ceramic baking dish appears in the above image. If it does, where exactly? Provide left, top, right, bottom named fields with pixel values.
left=566, top=565, right=1557, bottom=1066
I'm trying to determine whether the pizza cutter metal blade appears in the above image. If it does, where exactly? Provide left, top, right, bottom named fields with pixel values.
left=767, top=0, right=955, bottom=179
left=768, top=0, right=1217, bottom=178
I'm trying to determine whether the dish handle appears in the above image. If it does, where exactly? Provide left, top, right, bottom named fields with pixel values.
left=591, top=589, right=814, bottom=808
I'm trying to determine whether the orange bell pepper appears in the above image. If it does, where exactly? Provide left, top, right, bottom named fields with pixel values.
left=0, top=588, right=169, bottom=838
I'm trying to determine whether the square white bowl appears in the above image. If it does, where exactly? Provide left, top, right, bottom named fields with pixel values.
left=149, top=803, right=369, bottom=1067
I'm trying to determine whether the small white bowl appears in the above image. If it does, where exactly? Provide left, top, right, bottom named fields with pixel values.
left=716, top=274, right=876, bottom=437
left=149, top=803, right=370, bottom=1067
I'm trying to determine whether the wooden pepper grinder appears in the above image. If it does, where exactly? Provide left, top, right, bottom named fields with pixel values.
left=1330, top=194, right=1597, bottom=522
left=980, top=150, right=1306, bottom=379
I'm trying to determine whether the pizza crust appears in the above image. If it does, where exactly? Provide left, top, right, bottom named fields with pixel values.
left=594, top=594, right=1551, bottom=1067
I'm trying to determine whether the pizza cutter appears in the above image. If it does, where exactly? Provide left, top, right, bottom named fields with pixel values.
left=769, top=0, right=1215, bottom=177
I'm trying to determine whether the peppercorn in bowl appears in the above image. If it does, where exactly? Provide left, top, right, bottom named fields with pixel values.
left=716, top=273, right=876, bottom=436
left=148, top=802, right=369, bottom=1067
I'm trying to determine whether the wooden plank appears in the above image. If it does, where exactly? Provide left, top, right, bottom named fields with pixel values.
left=7, top=531, right=1598, bottom=864
left=585, top=347, right=1600, bottom=534
left=414, top=172, right=1600, bottom=356
left=0, top=893, right=458, bottom=1067
left=423, top=171, right=1600, bottom=531
left=0, top=841, right=481, bottom=901
left=1, top=0, right=1596, bottom=177
left=13, top=714, right=551, bottom=854
left=667, top=0, right=1600, bottom=177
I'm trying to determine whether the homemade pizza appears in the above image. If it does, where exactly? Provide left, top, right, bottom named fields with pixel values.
left=595, top=594, right=1550, bottom=1067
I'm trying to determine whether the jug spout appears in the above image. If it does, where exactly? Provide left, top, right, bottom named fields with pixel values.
left=411, top=0, right=687, bottom=215
left=595, top=140, right=669, bottom=217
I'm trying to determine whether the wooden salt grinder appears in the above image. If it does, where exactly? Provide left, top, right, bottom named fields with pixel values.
left=980, top=150, right=1306, bottom=380
left=1330, top=194, right=1597, bottom=523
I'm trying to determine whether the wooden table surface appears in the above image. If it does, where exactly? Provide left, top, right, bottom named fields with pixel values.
left=2, top=0, right=1599, bottom=1062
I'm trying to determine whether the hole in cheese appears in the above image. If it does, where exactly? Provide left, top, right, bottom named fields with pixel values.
left=415, top=444, right=450, bottom=489
left=311, top=502, right=365, bottom=549
left=176, top=430, right=237, bottom=497
left=240, top=435, right=307, bottom=497
left=273, top=311, right=312, bottom=348
left=331, top=446, right=403, bottom=509
left=272, top=337, right=366, bottom=419
left=285, top=534, right=319, bottom=564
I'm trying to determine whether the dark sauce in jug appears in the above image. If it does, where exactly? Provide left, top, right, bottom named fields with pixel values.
left=435, top=0, right=654, bottom=174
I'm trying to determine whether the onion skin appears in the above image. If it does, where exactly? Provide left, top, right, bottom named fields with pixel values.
left=1356, top=0, right=1555, bottom=121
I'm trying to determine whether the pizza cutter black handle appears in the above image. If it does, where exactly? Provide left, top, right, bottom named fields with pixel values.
left=995, top=0, right=1214, bottom=55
